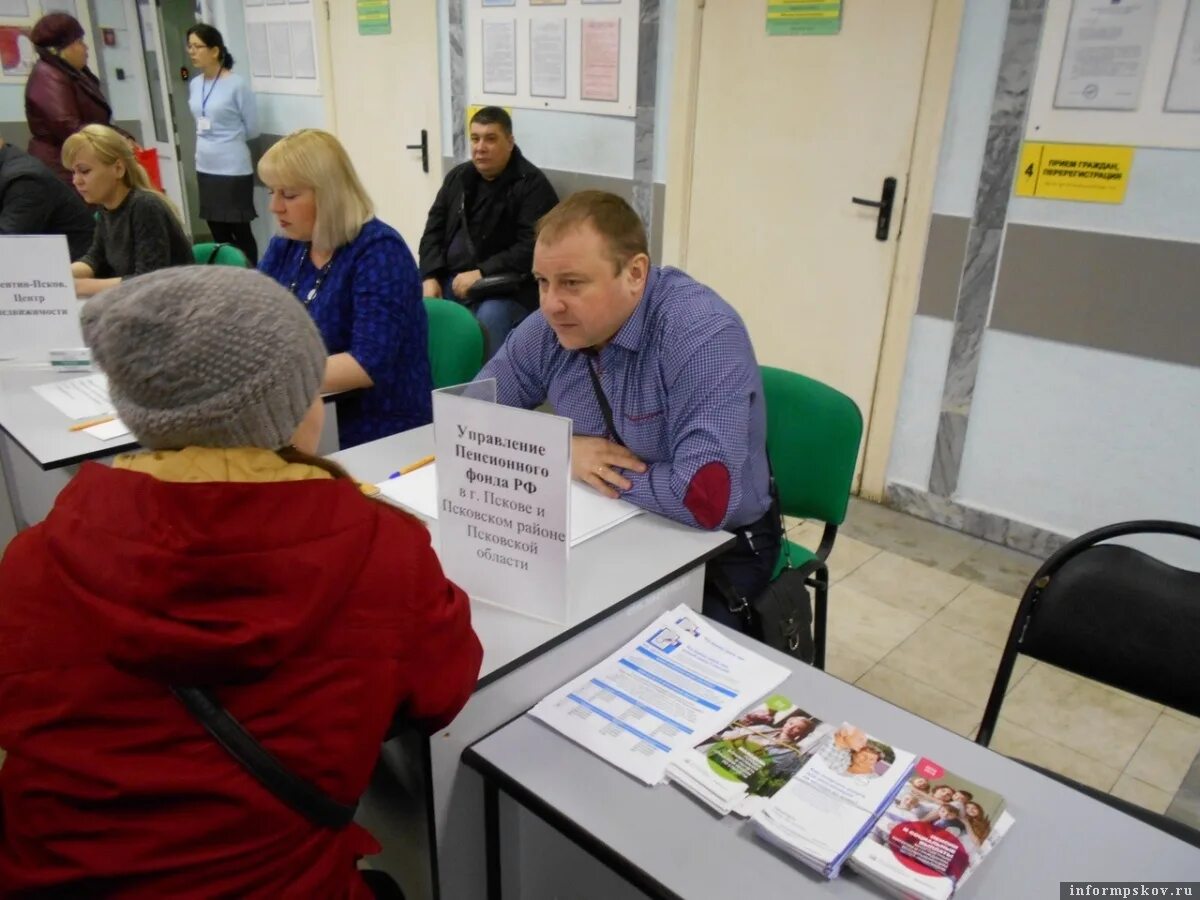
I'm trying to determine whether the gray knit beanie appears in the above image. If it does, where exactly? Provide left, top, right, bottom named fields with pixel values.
left=81, top=266, right=327, bottom=450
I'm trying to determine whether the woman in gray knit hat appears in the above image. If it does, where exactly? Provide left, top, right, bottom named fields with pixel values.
left=0, top=266, right=482, bottom=899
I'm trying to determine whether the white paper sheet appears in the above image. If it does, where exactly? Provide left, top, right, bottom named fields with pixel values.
left=530, top=18, right=567, bottom=98
left=267, top=22, right=293, bottom=78
left=377, top=464, right=439, bottom=516
left=1167, top=0, right=1200, bottom=112
left=528, top=605, right=790, bottom=785
left=289, top=21, right=317, bottom=79
left=377, top=464, right=642, bottom=546
left=580, top=18, right=620, bottom=102
left=83, top=418, right=132, bottom=442
left=568, top=480, right=642, bottom=545
left=247, top=23, right=272, bottom=77
left=482, top=18, right=517, bottom=95
left=1054, top=0, right=1159, bottom=110
left=32, top=374, right=114, bottom=420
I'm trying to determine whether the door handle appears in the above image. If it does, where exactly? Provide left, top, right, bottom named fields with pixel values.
left=851, top=177, right=897, bottom=241
left=406, top=129, right=429, bottom=174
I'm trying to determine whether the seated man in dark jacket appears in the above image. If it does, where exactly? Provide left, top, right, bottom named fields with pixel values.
left=418, top=106, right=558, bottom=359
left=0, top=135, right=95, bottom=259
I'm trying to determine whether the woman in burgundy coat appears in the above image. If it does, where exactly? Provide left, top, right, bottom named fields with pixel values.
left=24, top=13, right=116, bottom=186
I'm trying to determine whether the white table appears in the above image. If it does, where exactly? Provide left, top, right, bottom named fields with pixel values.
left=0, top=364, right=341, bottom=530
left=463, top=615, right=1200, bottom=900
left=0, top=364, right=133, bottom=532
left=330, top=426, right=734, bottom=900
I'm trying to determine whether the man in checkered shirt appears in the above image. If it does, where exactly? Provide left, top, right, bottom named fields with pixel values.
left=478, top=190, right=779, bottom=634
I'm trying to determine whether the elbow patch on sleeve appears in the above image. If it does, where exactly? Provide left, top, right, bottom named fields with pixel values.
left=684, top=462, right=731, bottom=529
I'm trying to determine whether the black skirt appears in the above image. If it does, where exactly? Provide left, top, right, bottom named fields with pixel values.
left=197, top=172, right=256, bottom=223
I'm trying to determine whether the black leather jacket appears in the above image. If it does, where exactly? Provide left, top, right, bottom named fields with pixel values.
left=418, top=146, right=558, bottom=310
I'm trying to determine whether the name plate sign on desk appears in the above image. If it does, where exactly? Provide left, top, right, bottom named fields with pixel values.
left=432, top=379, right=572, bottom=623
left=0, top=236, right=84, bottom=361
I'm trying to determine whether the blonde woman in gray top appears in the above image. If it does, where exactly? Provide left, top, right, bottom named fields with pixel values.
left=63, top=124, right=191, bottom=296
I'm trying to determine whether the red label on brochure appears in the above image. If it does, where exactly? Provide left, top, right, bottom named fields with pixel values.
left=913, top=757, right=945, bottom=780
left=888, top=821, right=970, bottom=882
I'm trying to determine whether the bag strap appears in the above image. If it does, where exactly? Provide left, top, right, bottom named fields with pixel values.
left=172, top=686, right=357, bottom=830
left=205, top=243, right=227, bottom=265
left=582, top=351, right=626, bottom=447
left=458, top=193, right=479, bottom=263
left=707, top=558, right=752, bottom=622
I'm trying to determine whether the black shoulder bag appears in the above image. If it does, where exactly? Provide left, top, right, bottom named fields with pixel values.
left=706, top=482, right=816, bottom=664
left=171, top=686, right=357, bottom=829
left=457, top=192, right=525, bottom=302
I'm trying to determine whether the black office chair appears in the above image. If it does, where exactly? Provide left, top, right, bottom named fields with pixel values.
left=975, top=519, right=1200, bottom=848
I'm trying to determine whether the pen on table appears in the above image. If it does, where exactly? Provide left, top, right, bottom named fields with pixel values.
left=68, top=415, right=115, bottom=432
left=388, top=454, right=435, bottom=480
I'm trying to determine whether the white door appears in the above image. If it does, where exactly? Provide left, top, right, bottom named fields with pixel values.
left=682, top=0, right=937, bottom=475
left=324, top=2, right=444, bottom=246
left=130, top=0, right=191, bottom=233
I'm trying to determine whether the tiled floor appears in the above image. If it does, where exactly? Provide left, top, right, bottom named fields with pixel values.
left=803, top=497, right=1200, bottom=826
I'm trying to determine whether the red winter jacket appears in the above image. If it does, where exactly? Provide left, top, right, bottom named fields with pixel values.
left=0, top=453, right=482, bottom=898
left=24, top=50, right=114, bottom=185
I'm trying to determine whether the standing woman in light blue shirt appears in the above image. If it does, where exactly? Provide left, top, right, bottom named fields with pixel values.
left=186, top=24, right=260, bottom=264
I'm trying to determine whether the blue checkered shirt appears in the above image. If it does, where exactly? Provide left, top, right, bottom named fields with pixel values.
left=479, top=266, right=771, bottom=529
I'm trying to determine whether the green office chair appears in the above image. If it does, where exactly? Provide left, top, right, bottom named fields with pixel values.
left=424, top=297, right=486, bottom=389
left=761, top=365, right=863, bottom=671
left=192, top=242, right=250, bottom=267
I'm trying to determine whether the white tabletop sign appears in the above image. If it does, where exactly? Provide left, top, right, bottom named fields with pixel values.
left=433, top=379, right=573, bottom=624
left=0, top=235, right=84, bottom=361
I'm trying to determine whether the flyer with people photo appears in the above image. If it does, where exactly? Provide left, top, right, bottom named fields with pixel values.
left=666, top=695, right=834, bottom=817
left=752, top=722, right=916, bottom=878
left=849, top=758, right=1015, bottom=899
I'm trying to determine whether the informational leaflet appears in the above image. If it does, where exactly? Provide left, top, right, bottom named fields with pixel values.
left=528, top=605, right=791, bottom=785
left=266, top=22, right=293, bottom=78
left=482, top=18, right=518, bottom=95
left=1054, top=0, right=1159, bottom=110
left=247, top=23, right=272, bottom=77
left=1166, top=0, right=1200, bottom=113
left=667, top=695, right=834, bottom=817
left=849, top=758, right=1015, bottom=900
left=753, top=722, right=916, bottom=877
left=289, top=22, right=317, bottom=78
left=0, top=235, right=84, bottom=361
left=32, top=373, right=114, bottom=420
left=529, top=18, right=567, bottom=98
left=580, top=19, right=620, bottom=101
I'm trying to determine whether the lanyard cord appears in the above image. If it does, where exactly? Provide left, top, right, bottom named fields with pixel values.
left=200, top=71, right=220, bottom=117
left=582, top=349, right=625, bottom=447
left=287, top=246, right=337, bottom=306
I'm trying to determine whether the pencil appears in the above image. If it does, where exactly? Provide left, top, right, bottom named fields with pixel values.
left=391, top=454, right=436, bottom=478
left=68, top=415, right=115, bottom=432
